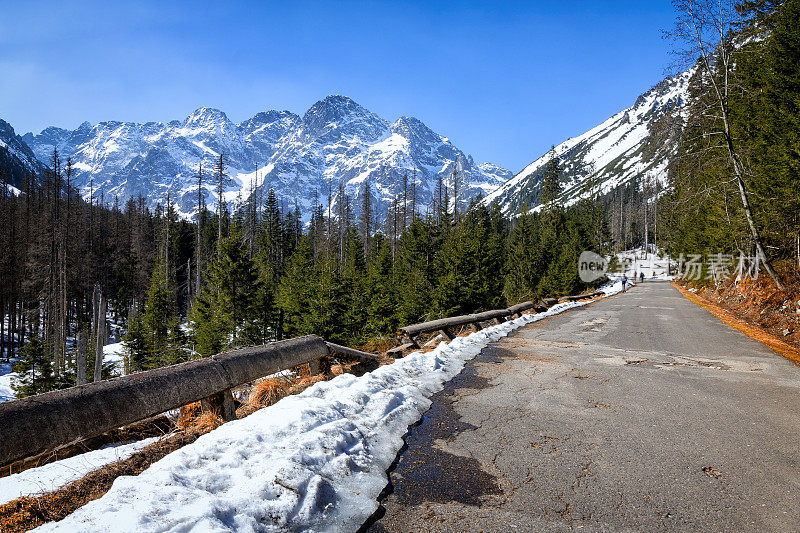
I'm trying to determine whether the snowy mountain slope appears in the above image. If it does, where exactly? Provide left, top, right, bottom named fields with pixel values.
left=485, top=68, right=693, bottom=214
left=22, top=97, right=509, bottom=220
left=0, top=119, right=47, bottom=188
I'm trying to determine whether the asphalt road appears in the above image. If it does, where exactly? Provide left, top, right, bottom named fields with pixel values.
left=366, top=281, right=800, bottom=532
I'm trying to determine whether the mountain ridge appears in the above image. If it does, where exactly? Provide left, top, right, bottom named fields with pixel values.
left=0, top=119, right=47, bottom=189
left=21, top=96, right=509, bottom=221
left=485, top=67, right=693, bottom=213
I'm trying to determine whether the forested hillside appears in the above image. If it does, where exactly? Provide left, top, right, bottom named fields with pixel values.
left=0, top=151, right=606, bottom=398
left=661, top=0, right=800, bottom=281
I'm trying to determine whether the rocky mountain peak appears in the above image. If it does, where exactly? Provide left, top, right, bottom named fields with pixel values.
left=184, top=107, right=232, bottom=129
left=18, top=97, right=510, bottom=222
left=301, top=95, right=388, bottom=141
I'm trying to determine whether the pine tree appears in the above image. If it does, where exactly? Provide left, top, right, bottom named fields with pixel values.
left=141, top=258, right=181, bottom=367
left=12, top=337, right=55, bottom=398
left=363, top=236, right=398, bottom=337
left=190, top=233, right=260, bottom=356
left=540, top=155, right=562, bottom=209
left=360, top=180, right=373, bottom=259
left=123, top=311, right=149, bottom=372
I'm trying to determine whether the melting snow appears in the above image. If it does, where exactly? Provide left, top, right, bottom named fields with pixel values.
left=0, top=437, right=162, bottom=506
left=33, top=295, right=617, bottom=532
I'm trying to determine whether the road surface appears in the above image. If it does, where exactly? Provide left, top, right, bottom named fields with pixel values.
left=366, top=281, right=800, bottom=532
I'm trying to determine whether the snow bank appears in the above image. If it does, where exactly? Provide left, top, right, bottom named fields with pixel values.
left=103, top=341, right=126, bottom=376
left=600, top=279, right=629, bottom=295
left=0, top=362, right=16, bottom=402
left=0, top=437, right=162, bottom=505
left=34, top=300, right=597, bottom=533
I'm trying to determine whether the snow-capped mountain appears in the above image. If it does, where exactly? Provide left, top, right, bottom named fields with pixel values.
left=0, top=119, right=47, bottom=189
left=485, top=68, right=693, bottom=214
left=22, top=96, right=509, bottom=220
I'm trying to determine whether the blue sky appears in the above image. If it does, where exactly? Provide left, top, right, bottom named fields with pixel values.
left=0, top=0, right=677, bottom=173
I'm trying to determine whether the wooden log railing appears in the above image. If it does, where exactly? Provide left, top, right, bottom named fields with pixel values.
left=396, top=300, right=544, bottom=349
left=559, top=290, right=605, bottom=302
left=0, top=335, right=346, bottom=469
left=0, top=289, right=607, bottom=469
left=393, top=291, right=604, bottom=352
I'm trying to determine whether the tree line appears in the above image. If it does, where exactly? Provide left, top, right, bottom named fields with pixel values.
left=660, top=0, right=800, bottom=283
left=1, top=153, right=608, bottom=397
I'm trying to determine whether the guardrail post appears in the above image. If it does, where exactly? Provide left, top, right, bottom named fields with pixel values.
left=308, top=357, right=332, bottom=376
left=201, top=388, right=236, bottom=422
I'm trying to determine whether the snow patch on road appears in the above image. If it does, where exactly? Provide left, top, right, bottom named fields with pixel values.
left=34, top=299, right=602, bottom=532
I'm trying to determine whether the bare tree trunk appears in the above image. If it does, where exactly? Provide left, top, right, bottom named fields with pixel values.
left=76, top=330, right=87, bottom=385
left=93, top=289, right=106, bottom=382
left=724, top=132, right=783, bottom=289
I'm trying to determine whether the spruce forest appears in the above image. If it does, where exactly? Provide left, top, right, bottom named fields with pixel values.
left=0, top=156, right=606, bottom=398
left=661, top=0, right=800, bottom=274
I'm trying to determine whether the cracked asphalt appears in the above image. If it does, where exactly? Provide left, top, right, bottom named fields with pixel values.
left=366, top=281, right=800, bottom=532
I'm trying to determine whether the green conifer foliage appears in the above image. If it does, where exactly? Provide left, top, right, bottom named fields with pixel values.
left=12, top=337, right=55, bottom=398
left=190, top=234, right=261, bottom=356
left=123, top=311, right=149, bottom=372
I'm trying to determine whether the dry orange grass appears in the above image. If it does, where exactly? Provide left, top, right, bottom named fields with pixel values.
left=288, top=374, right=325, bottom=394
left=192, top=412, right=224, bottom=432
left=249, top=377, right=289, bottom=407
left=177, top=402, right=202, bottom=430
left=296, top=363, right=314, bottom=378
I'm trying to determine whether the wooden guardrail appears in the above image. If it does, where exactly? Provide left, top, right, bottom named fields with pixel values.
left=559, top=290, right=604, bottom=302
left=393, top=292, right=600, bottom=352
left=395, top=298, right=557, bottom=350
left=0, top=335, right=376, bottom=469
left=0, top=288, right=604, bottom=469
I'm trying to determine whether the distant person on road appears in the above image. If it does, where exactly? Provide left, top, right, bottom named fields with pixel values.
left=621, top=274, right=628, bottom=292
left=633, top=270, right=637, bottom=283
left=640, top=272, right=644, bottom=283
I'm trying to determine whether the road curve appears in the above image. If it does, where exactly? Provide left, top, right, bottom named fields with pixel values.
left=367, top=281, right=800, bottom=532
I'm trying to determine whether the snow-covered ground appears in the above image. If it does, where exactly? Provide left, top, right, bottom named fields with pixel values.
left=33, top=294, right=619, bottom=533
left=103, top=341, right=125, bottom=375
left=0, top=361, right=16, bottom=402
left=608, top=247, right=674, bottom=280
left=0, top=437, right=162, bottom=506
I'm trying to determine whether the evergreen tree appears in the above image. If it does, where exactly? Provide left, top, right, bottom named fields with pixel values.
left=12, top=337, right=55, bottom=398
left=190, top=234, right=260, bottom=356
left=363, top=236, right=398, bottom=337
left=122, top=311, right=149, bottom=372
left=141, top=258, right=182, bottom=367
left=540, top=154, right=563, bottom=209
